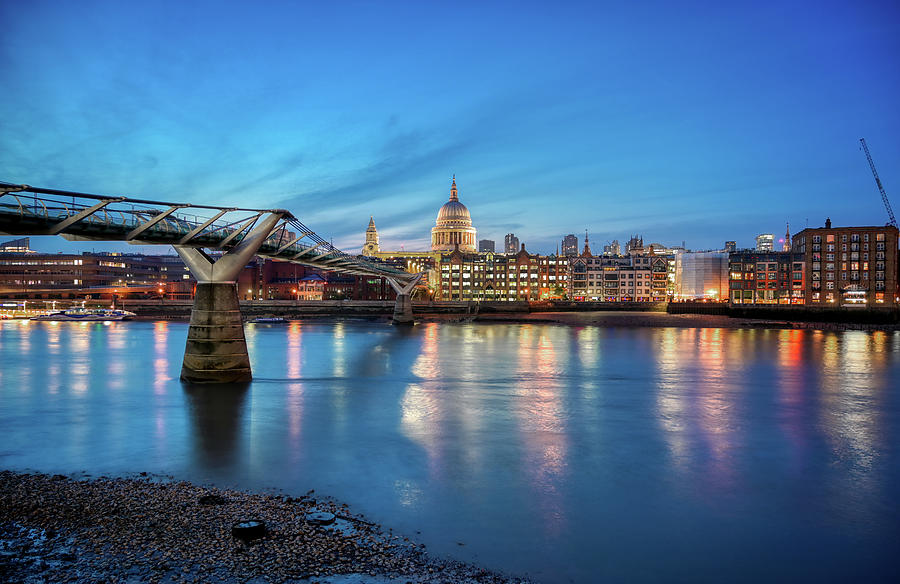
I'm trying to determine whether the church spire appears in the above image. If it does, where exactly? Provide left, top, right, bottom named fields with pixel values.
left=581, top=230, right=592, bottom=257
left=783, top=222, right=791, bottom=251
left=449, top=175, right=458, bottom=202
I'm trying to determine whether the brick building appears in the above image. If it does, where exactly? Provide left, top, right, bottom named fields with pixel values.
left=728, top=251, right=805, bottom=304
left=792, top=220, right=899, bottom=306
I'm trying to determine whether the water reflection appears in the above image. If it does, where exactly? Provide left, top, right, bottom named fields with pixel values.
left=184, top=383, right=248, bottom=471
left=654, top=328, right=742, bottom=493
left=2, top=320, right=899, bottom=583
left=286, top=322, right=303, bottom=441
left=655, top=327, right=690, bottom=468
left=515, top=326, right=568, bottom=536
left=153, top=322, right=171, bottom=395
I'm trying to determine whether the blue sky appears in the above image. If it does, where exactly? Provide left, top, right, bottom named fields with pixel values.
left=2, top=0, right=899, bottom=255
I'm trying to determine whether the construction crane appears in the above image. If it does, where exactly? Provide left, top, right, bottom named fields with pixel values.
left=859, top=138, right=898, bottom=227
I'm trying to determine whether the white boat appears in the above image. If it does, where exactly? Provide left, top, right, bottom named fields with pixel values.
left=248, top=316, right=287, bottom=324
left=32, top=308, right=136, bottom=322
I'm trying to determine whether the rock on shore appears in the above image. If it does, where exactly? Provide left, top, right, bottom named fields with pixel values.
left=0, top=471, right=532, bottom=584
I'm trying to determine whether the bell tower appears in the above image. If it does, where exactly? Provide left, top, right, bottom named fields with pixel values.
left=362, top=216, right=379, bottom=256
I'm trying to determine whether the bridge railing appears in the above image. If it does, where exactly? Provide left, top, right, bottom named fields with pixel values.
left=0, top=182, right=414, bottom=280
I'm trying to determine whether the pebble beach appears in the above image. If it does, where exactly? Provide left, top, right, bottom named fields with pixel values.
left=0, top=471, right=533, bottom=584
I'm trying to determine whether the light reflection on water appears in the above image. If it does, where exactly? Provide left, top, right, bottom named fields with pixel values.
left=1, top=319, right=899, bottom=583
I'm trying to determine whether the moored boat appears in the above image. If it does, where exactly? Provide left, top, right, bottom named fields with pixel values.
left=32, top=308, right=136, bottom=322
left=248, top=316, right=287, bottom=324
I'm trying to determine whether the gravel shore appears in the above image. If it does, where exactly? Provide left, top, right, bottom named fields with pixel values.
left=1, top=471, right=532, bottom=584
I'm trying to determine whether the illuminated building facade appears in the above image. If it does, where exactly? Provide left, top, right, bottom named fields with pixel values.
left=792, top=221, right=899, bottom=306
left=434, top=246, right=568, bottom=301
left=0, top=245, right=192, bottom=300
left=673, top=251, right=729, bottom=300
left=728, top=251, right=805, bottom=304
left=567, top=254, right=669, bottom=301
left=755, top=233, right=774, bottom=252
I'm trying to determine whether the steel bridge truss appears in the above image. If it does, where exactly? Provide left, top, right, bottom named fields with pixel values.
left=0, top=182, right=414, bottom=281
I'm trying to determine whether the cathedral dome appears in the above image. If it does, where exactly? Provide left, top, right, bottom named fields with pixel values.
left=436, top=200, right=472, bottom=226
left=431, top=176, right=476, bottom=253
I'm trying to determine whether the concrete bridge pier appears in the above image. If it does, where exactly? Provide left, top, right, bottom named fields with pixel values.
left=387, top=274, right=423, bottom=325
left=175, top=213, right=283, bottom=383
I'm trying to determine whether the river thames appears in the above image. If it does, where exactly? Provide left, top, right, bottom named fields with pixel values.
left=1, top=318, right=898, bottom=583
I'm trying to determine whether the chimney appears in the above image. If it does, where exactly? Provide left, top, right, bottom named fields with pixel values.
left=825, top=217, right=832, bottom=229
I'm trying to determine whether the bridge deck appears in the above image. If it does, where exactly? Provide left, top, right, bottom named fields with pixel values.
left=0, top=183, right=413, bottom=280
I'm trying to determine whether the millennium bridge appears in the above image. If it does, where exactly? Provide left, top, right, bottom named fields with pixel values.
left=0, top=181, right=422, bottom=383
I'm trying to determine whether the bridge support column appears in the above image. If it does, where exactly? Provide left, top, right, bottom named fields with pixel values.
left=387, top=274, right=423, bottom=325
left=175, top=213, right=283, bottom=383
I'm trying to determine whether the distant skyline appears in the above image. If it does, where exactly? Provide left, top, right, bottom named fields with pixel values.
left=2, top=0, right=899, bottom=256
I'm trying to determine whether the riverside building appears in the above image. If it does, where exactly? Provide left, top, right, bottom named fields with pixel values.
left=673, top=251, right=729, bottom=300
left=434, top=246, right=568, bottom=301
left=0, top=242, right=193, bottom=300
left=792, top=219, right=899, bottom=306
left=567, top=253, right=669, bottom=301
left=728, top=250, right=805, bottom=304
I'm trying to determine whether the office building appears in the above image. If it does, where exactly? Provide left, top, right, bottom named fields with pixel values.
left=561, top=234, right=578, bottom=256
left=504, top=233, right=519, bottom=254
left=755, top=233, right=774, bottom=252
